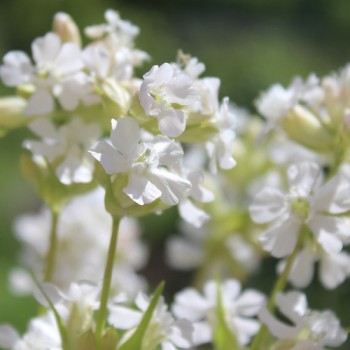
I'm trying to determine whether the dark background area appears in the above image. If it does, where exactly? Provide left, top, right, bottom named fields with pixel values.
left=1, top=0, right=350, bottom=347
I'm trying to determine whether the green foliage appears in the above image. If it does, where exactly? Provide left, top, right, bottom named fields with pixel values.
left=214, top=281, right=241, bottom=350
left=118, top=282, right=164, bottom=350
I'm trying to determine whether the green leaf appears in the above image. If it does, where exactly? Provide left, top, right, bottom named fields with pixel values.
left=118, top=282, right=165, bottom=350
left=214, top=281, right=241, bottom=350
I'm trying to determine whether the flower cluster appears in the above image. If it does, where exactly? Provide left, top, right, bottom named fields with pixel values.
left=0, top=8, right=349, bottom=350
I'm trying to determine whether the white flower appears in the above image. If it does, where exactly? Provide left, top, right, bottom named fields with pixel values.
left=0, top=32, right=83, bottom=115
left=85, top=9, right=139, bottom=45
left=84, top=9, right=149, bottom=80
left=177, top=169, right=214, bottom=227
left=0, top=313, right=61, bottom=350
left=256, top=83, right=298, bottom=122
left=109, top=292, right=193, bottom=350
left=90, top=117, right=191, bottom=205
left=278, top=244, right=350, bottom=289
left=206, top=97, right=236, bottom=173
left=249, top=162, right=350, bottom=258
left=260, top=291, right=347, bottom=349
left=172, top=279, right=265, bottom=346
left=139, top=63, right=196, bottom=137
left=256, top=75, right=323, bottom=124
left=24, top=117, right=101, bottom=184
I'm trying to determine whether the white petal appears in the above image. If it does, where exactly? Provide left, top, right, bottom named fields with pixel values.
left=232, top=316, right=260, bottom=344
left=178, top=199, right=210, bottom=228
left=260, top=215, right=301, bottom=258
left=108, top=305, right=142, bottom=329
left=172, top=288, right=209, bottom=321
left=288, top=247, right=316, bottom=288
left=0, top=325, right=20, bottom=349
left=313, top=173, right=350, bottom=213
left=32, top=32, right=61, bottom=65
left=275, top=291, right=307, bottom=323
left=191, top=321, right=212, bottom=345
left=83, top=44, right=111, bottom=77
left=170, top=319, right=193, bottom=348
left=123, top=173, right=162, bottom=205
left=164, top=73, right=194, bottom=105
left=287, top=162, right=320, bottom=196
left=54, top=42, right=83, bottom=76
left=187, top=170, right=214, bottom=202
left=152, top=136, right=184, bottom=166
left=148, top=167, right=191, bottom=205
left=249, top=188, right=287, bottom=224
left=28, top=118, right=57, bottom=138
left=221, top=279, right=241, bottom=303
left=33, top=283, right=61, bottom=307
left=319, top=251, right=350, bottom=289
left=316, top=230, right=342, bottom=255
left=89, top=140, right=132, bottom=174
left=25, top=89, right=54, bottom=115
left=259, top=307, right=299, bottom=340
left=110, top=117, right=140, bottom=160
left=161, top=341, right=177, bottom=350
left=0, top=51, right=33, bottom=86
left=135, top=292, right=150, bottom=311
left=235, top=290, right=265, bottom=317
left=216, top=130, right=236, bottom=170
left=157, top=107, right=186, bottom=137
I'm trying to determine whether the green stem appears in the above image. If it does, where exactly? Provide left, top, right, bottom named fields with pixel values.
left=95, top=215, right=120, bottom=345
left=43, top=207, right=60, bottom=282
left=250, top=230, right=305, bottom=350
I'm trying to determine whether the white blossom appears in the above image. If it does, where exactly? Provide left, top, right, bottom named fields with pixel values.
left=0, top=314, right=61, bottom=350
left=23, top=117, right=101, bottom=184
left=249, top=162, right=350, bottom=258
left=90, top=117, right=191, bottom=205
left=139, top=63, right=196, bottom=137
left=206, top=97, right=236, bottom=173
left=109, top=292, right=193, bottom=350
left=0, top=32, right=83, bottom=115
left=278, top=244, right=350, bottom=289
left=172, top=279, right=265, bottom=346
left=260, top=291, right=347, bottom=349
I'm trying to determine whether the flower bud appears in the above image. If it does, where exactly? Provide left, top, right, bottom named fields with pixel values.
left=280, top=104, right=333, bottom=151
left=0, top=96, right=29, bottom=134
left=53, top=12, right=81, bottom=46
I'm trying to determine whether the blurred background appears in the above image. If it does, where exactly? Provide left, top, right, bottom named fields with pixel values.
left=1, top=0, right=350, bottom=346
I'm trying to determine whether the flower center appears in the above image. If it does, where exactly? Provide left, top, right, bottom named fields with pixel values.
left=290, top=197, right=309, bottom=220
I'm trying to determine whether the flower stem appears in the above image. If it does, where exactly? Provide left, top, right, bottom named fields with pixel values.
left=95, top=215, right=120, bottom=344
left=250, top=229, right=305, bottom=350
left=43, top=207, right=60, bottom=282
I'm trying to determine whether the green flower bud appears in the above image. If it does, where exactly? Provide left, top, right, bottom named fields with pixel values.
left=77, top=330, right=97, bottom=350
left=281, top=105, right=333, bottom=152
left=94, top=163, right=167, bottom=218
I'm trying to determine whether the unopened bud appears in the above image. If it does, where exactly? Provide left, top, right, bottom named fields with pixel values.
left=281, top=104, right=333, bottom=151
left=53, top=12, right=81, bottom=46
left=0, top=96, right=29, bottom=134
